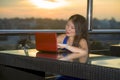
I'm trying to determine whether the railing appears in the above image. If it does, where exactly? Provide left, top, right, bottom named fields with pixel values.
left=0, top=29, right=120, bottom=34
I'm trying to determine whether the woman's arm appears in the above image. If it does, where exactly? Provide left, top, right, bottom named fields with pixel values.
left=58, top=39, right=88, bottom=54
left=58, top=39, right=88, bottom=61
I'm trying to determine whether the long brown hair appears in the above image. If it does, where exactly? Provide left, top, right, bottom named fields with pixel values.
left=68, top=14, right=88, bottom=47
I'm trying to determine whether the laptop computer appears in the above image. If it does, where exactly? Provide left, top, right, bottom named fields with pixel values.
left=35, top=32, right=58, bottom=52
left=35, top=32, right=58, bottom=59
left=35, top=32, right=71, bottom=59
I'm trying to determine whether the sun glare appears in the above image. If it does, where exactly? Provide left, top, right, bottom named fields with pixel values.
left=29, top=0, right=68, bottom=9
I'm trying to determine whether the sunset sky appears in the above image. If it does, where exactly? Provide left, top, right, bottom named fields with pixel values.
left=0, top=0, right=120, bottom=21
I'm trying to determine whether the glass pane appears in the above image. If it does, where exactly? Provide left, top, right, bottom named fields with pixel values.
left=0, top=0, right=87, bottom=29
left=0, top=34, right=35, bottom=50
left=90, top=0, right=120, bottom=69
left=93, top=0, right=120, bottom=29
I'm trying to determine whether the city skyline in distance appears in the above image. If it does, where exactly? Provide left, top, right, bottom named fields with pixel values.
left=0, top=0, right=120, bottom=21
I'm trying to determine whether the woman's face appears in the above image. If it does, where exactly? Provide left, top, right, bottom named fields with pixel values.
left=65, top=20, right=76, bottom=37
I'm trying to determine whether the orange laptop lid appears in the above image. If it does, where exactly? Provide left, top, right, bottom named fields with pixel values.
left=35, top=32, right=58, bottom=52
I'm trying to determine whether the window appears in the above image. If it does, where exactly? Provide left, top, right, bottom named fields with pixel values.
left=90, top=0, right=120, bottom=58
left=93, top=0, right=120, bottom=29
left=0, top=0, right=87, bottom=30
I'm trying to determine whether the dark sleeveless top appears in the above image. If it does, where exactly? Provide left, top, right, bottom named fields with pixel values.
left=63, top=36, right=69, bottom=44
left=61, top=36, right=72, bottom=56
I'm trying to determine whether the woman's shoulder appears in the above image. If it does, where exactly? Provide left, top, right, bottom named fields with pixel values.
left=79, top=38, right=88, bottom=45
left=57, top=34, right=66, bottom=38
left=80, top=38, right=87, bottom=42
left=79, top=38, right=88, bottom=50
left=57, top=34, right=66, bottom=43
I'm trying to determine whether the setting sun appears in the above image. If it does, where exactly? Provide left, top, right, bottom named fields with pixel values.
left=29, top=0, right=68, bottom=9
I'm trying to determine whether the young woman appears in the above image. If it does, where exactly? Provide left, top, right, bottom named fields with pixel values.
left=56, top=14, right=89, bottom=80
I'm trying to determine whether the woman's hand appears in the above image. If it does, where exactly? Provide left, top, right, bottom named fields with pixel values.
left=57, top=54, right=69, bottom=61
left=59, top=57, right=73, bottom=62
left=57, top=43, right=67, bottom=49
left=59, top=57, right=69, bottom=61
